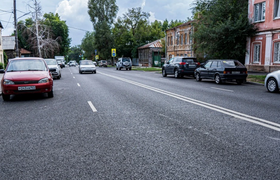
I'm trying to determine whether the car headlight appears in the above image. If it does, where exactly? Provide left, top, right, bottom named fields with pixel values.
left=38, top=78, right=49, bottom=83
left=3, top=79, right=15, bottom=85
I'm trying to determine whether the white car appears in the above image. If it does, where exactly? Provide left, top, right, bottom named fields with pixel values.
left=79, top=60, right=96, bottom=74
left=44, top=59, right=61, bottom=79
left=264, top=70, right=280, bottom=93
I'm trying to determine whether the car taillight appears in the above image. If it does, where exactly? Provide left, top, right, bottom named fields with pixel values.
left=196, top=62, right=200, bottom=66
left=224, top=71, right=231, bottom=74
left=179, top=62, right=186, bottom=65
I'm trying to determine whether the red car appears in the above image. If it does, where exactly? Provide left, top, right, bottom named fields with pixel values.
left=0, top=57, right=54, bottom=101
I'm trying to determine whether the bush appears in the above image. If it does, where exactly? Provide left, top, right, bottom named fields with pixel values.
left=0, top=62, right=4, bottom=69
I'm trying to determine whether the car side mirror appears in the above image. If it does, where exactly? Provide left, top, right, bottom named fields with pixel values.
left=0, top=69, right=5, bottom=73
left=167, top=62, right=170, bottom=64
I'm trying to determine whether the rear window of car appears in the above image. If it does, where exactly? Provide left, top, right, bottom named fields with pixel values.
left=7, top=59, right=47, bottom=72
left=182, top=58, right=197, bottom=64
left=222, top=60, right=244, bottom=67
left=101, top=60, right=107, bottom=63
left=45, top=60, right=57, bottom=65
left=80, top=61, right=93, bottom=65
left=122, top=58, right=131, bottom=62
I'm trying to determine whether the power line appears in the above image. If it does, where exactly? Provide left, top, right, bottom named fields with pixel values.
left=68, top=26, right=91, bottom=32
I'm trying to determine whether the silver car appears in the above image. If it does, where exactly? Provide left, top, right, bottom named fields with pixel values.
left=79, top=60, right=96, bottom=74
left=264, top=70, right=280, bottom=93
left=116, top=57, right=132, bottom=70
left=44, top=59, right=61, bottom=79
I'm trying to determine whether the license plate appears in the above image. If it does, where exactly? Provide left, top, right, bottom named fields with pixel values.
left=18, top=86, right=36, bottom=91
left=232, top=71, right=240, bottom=74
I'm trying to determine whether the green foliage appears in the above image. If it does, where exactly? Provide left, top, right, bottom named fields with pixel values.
left=88, top=0, right=118, bottom=59
left=0, top=62, right=3, bottom=69
left=68, top=45, right=83, bottom=61
left=192, top=0, right=257, bottom=63
left=81, top=32, right=96, bottom=60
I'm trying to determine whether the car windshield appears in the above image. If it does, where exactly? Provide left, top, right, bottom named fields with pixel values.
left=222, top=60, right=244, bottom=67
left=57, top=61, right=62, bottom=64
left=80, top=61, right=93, bottom=65
left=7, top=59, right=47, bottom=72
left=45, top=59, right=57, bottom=65
left=122, top=58, right=130, bottom=62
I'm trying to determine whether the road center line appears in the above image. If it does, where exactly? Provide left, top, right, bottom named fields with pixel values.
left=99, top=72, right=280, bottom=132
left=211, top=87, right=234, bottom=92
left=88, top=101, right=97, bottom=112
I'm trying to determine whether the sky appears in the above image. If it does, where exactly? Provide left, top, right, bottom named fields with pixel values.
left=0, top=0, right=194, bottom=46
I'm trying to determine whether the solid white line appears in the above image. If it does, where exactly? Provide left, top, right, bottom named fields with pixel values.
left=98, top=72, right=280, bottom=132
left=77, top=83, right=80, bottom=87
left=88, top=101, right=97, bottom=112
left=211, top=87, right=234, bottom=92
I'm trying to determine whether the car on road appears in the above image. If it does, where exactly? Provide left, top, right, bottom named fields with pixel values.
left=99, top=60, right=108, bottom=67
left=0, top=57, right=54, bottom=101
left=116, top=57, right=132, bottom=70
left=69, top=60, right=77, bottom=67
left=194, top=59, right=247, bottom=84
left=44, top=59, right=61, bottom=79
left=79, top=60, right=96, bottom=74
left=56, top=60, right=64, bottom=68
left=264, top=70, right=280, bottom=93
left=162, top=57, right=200, bottom=78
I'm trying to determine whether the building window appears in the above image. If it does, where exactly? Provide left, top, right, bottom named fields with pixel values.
left=274, top=0, right=280, bottom=18
left=171, top=36, right=173, bottom=45
left=177, top=33, right=180, bottom=45
left=253, top=44, right=261, bottom=63
left=274, top=42, right=280, bottom=62
left=254, top=2, right=266, bottom=22
left=180, top=34, right=183, bottom=45
left=185, top=33, right=187, bottom=44
left=189, top=31, right=192, bottom=44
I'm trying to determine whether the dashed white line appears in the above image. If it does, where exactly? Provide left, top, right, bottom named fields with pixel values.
left=77, top=83, right=80, bottom=87
left=73, top=76, right=75, bottom=79
left=88, top=101, right=97, bottom=112
left=211, top=87, right=234, bottom=92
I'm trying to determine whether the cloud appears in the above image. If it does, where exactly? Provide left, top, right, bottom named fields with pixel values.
left=141, top=0, right=146, bottom=9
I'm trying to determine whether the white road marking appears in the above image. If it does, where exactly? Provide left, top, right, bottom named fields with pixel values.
left=73, top=76, right=75, bottom=79
left=211, top=87, right=234, bottom=92
left=99, top=72, right=280, bottom=132
left=77, top=83, right=80, bottom=87
left=88, top=101, right=97, bottom=112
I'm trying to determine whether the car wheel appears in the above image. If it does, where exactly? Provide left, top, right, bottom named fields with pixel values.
left=126, top=68, right=128, bottom=70
left=119, top=67, right=122, bottom=71
left=174, top=69, right=180, bottom=78
left=266, top=78, right=279, bottom=93
left=57, top=75, right=61, bottom=79
left=162, top=69, right=167, bottom=77
left=116, top=67, right=118, bottom=70
left=79, top=70, right=82, bottom=74
left=2, top=93, right=10, bottom=101
left=215, top=74, right=222, bottom=84
left=94, top=71, right=96, bottom=74
left=48, top=89, right=54, bottom=98
left=196, top=73, right=201, bottom=81
left=129, top=67, right=132, bottom=70
left=236, top=80, right=243, bottom=85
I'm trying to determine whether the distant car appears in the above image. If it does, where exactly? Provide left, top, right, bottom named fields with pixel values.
left=93, top=62, right=97, bottom=66
left=99, top=60, right=107, bottom=67
left=79, top=60, right=96, bottom=74
left=264, top=70, right=280, bottom=93
left=116, top=57, right=132, bottom=70
left=194, top=59, right=247, bottom=84
left=69, top=61, right=77, bottom=67
left=0, top=57, right=54, bottom=101
left=56, top=60, right=63, bottom=68
left=44, top=59, right=61, bottom=79
left=162, top=57, right=200, bottom=78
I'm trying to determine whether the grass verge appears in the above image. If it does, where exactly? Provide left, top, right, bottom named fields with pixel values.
left=132, top=67, right=162, bottom=71
left=247, top=75, right=266, bottom=84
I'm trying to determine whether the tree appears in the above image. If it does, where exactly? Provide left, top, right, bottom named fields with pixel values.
left=68, top=45, right=83, bottom=61
left=81, top=31, right=95, bottom=60
left=192, top=0, right=257, bottom=63
left=88, top=0, right=118, bottom=60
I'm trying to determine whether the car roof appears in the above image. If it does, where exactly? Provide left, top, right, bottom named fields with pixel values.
left=9, top=57, right=44, bottom=61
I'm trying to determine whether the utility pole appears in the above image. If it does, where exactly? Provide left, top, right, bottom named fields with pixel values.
left=35, top=0, right=41, bottom=57
left=13, top=0, right=19, bottom=57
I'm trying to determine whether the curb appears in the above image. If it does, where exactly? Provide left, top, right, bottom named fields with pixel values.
left=246, top=81, right=264, bottom=86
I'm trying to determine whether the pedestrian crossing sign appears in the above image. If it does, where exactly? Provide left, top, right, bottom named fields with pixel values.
left=112, top=49, right=116, bottom=57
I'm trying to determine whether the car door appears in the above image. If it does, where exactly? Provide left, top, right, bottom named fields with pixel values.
left=170, top=57, right=180, bottom=74
left=200, top=61, right=212, bottom=78
left=208, top=61, right=218, bottom=79
left=165, top=58, right=174, bottom=74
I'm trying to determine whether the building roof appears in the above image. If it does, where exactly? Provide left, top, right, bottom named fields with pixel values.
left=20, top=48, right=31, bottom=54
left=0, top=21, right=3, bottom=29
left=166, top=20, right=195, bottom=31
left=2, top=36, right=15, bottom=50
left=138, top=39, right=162, bottom=50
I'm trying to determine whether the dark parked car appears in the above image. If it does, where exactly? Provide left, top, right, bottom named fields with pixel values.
left=194, top=59, right=247, bottom=84
left=162, top=57, right=200, bottom=78
left=99, top=60, right=107, bottom=67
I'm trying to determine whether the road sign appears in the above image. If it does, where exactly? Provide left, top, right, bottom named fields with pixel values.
left=95, top=49, right=97, bottom=54
left=95, top=55, right=99, bottom=60
left=111, top=48, right=116, bottom=57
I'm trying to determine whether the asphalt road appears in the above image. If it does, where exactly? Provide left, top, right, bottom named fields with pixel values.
left=0, top=66, right=279, bottom=179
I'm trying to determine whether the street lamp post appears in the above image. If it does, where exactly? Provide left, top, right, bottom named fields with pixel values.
left=13, top=0, right=19, bottom=57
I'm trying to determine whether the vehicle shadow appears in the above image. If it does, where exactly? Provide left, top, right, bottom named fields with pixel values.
left=8, top=93, right=50, bottom=102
